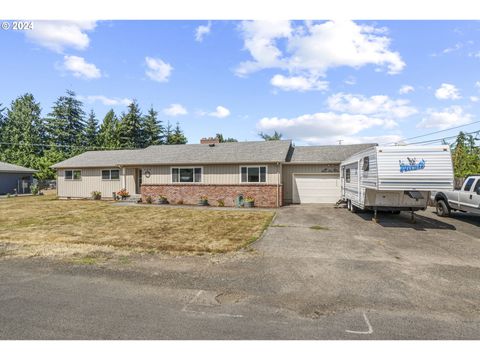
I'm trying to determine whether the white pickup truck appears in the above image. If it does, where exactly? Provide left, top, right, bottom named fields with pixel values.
left=431, top=175, right=480, bottom=217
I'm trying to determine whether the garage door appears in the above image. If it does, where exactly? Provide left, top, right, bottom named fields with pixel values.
left=293, top=174, right=340, bottom=204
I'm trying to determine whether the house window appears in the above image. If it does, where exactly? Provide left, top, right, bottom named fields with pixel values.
left=346, top=168, right=351, bottom=183
left=172, top=167, right=202, bottom=183
left=102, top=169, right=120, bottom=180
left=65, top=170, right=81, bottom=180
left=241, top=166, right=267, bottom=183
left=362, top=156, right=370, bottom=171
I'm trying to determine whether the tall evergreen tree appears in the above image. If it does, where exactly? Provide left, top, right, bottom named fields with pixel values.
left=84, top=110, right=99, bottom=148
left=97, top=109, right=121, bottom=149
left=0, top=103, right=5, bottom=130
left=118, top=100, right=144, bottom=148
left=0, top=93, right=45, bottom=170
left=143, top=106, right=164, bottom=146
left=164, top=121, right=173, bottom=145
left=452, top=131, right=480, bottom=178
left=45, top=89, right=86, bottom=154
left=168, top=121, right=188, bottom=144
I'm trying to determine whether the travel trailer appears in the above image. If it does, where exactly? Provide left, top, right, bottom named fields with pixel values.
left=340, top=145, right=454, bottom=220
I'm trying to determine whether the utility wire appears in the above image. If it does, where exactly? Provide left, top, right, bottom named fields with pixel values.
left=405, top=129, right=480, bottom=146
left=383, top=120, right=480, bottom=145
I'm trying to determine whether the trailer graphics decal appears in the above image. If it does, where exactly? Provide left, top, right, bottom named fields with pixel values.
left=399, top=157, right=426, bottom=173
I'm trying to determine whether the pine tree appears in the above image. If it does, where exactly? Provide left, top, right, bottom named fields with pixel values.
left=0, top=103, right=5, bottom=130
left=0, top=93, right=45, bottom=170
left=118, top=100, right=144, bottom=148
left=84, top=110, right=99, bottom=148
left=168, top=122, right=188, bottom=144
left=143, top=106, right=164, bottom=146
left=164, top=121, right=173, bottom=144
left=452, top=131, right=480, bottom=178
left=45, top=89, right=86, bottom=155
left=97, top=109, right=121, bottom=149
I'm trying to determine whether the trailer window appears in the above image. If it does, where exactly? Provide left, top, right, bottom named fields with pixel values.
left=346, top=168, right=351, bottom=183
left=464, top=178, right=475, bottom=191
left=362, top=156, right=370, bottom=171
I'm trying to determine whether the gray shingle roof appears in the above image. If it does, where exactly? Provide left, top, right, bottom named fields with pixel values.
left=120, top=140, right=292, bottom=165
left=0, top=161, right=37, bottom=173
left=51, top=141, right=377, bottom=168
left=288, top=143, right=377, bottom=163
left=51, top=141, right=292, bottom=168
left=51, top=149, right=144, bottom=168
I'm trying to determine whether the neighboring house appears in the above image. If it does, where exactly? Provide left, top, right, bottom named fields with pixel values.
left=51, top=139, right=374, bottom=207
left=0, top=161, right=38, bottom=195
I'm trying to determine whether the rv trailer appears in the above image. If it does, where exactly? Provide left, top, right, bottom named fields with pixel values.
left=340, top=145, right=454, bottom=219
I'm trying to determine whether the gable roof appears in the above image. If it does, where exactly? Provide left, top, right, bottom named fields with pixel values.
left=51, top=149, right=144, bottom=169
left=0, top=161, right=37, bottom=173
left=287, top=143, right=377, bottom=163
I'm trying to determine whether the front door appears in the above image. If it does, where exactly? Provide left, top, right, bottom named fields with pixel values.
left=135, top=168, right=142, bottom=195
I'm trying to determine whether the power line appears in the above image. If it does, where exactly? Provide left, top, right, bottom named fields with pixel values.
left=405, top=129, right=480, bottom=146
left=383, top=120, right=480, bottom=145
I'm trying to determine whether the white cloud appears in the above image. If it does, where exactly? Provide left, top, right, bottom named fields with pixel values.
left=470, top=96, right=479, bottom=103
left=475, top=81, right=480, bottom=88
left=209, top=106, right=230, bottom=118
left=236, top=20, right=405, bottom=91
left=195, top=21, right=212, bottom=42
left=62, top=55, right=101, bottom=79
left=302, top=134, right=404, bottom=146
left=399, top=85, right=415, bottom=94
left=81, top=95, right=131, bottom=106
left=418, top=106, right=473, bottom=130
left=327, top=93, right=417, bottom=119
left=25, top=21, right=96, bottom=53
left=163, top=103, right=188, bottom=116
left=257, top=111, right=393, bottom=144
left=270, top=74, right=328, bottom=92
left=145, top=57, right=173, bottom=82
left=435, top=83, right=461, bottom=100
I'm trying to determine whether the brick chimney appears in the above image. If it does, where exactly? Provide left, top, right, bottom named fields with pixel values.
left=200, top=137, right=220, bottom=145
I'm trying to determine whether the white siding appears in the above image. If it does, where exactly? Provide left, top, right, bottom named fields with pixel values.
left=57, top=167, right=135, bottom=198
left=142, top=164, right=281, bottom=185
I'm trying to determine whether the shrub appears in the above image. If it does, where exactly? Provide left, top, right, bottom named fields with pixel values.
left=158, top=195, right=167, bottom=201
left=245, top=197, right=255, bottom=203
left=30, top=183, right=39, bottom=196
left=200, top=195, right=208, bottom=201
left=177, top=199, right=184, bottom=205
left=91, top=191, right=102, bottom=200
left=145, top=195, right=153, bottom=204
left=217, top=199, right=225, bottom=207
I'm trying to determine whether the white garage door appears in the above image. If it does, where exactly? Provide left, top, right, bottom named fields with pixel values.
left=293, top=174, right=340, bottom=204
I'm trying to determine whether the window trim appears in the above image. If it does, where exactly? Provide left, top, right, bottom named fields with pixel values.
left=239, top=165, right=268, bottom=183
left=170, top=166, right=203, bottom=183
left=101, top=169, right=120, bottom=181
left=345, top=168, right=351, bottom=183
left=64, top=169, right=82, bottom=181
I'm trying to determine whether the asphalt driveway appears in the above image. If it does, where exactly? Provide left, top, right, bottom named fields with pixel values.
left=1, top=205, right=479, bottom=339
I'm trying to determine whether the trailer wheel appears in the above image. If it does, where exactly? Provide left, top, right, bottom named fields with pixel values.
left=436, top=200, right=450, bottom=217
left=391, top=210, right=401, bottom=215
left=347, top=200, right=351, bottom=211
left=351, top=203, right=357, bottom=213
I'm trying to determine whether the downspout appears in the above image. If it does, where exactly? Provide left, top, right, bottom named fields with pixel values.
left=122, top=166, right=126, bottom=189
left=277, top=162, right=281, bottom=207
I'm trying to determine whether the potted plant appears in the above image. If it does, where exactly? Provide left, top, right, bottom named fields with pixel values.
left=217, top=199, right=225, bottom=207
left=198, top=195, right=209, bottom=206
left=158, top=195, right=168, bottom=204
left=117, top=188, right=130, bottom=200
left=91, top=190, right=102, bottom=200
left=145, top=195, right=153, bottom=204
left=244, top=196, right=255, bottom=208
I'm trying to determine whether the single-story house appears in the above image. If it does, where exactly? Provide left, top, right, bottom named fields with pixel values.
left=51, top=139, right=374, bottom=207
left=0, top=161, right=38, bottom=195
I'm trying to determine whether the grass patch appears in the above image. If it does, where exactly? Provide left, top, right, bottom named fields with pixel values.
left=270, top=224, right=289, bottom=228
left=309, top=225, right=329, bottom=231
left=0, top=194, right=275, bottom=254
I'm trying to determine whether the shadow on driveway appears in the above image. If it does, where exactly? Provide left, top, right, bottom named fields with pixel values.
left=354, top=211, right=456, bottom=231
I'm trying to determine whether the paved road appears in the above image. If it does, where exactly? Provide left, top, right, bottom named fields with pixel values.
left=1, top=206, right=479, bottom=339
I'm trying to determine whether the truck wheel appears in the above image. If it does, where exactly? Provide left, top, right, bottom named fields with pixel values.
left=347, top=199, right=351, bottom=211
left=436, top=200, right=450, bottom=217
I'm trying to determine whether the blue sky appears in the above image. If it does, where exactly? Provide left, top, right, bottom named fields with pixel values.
left=1, top=20, right=480, bottom=145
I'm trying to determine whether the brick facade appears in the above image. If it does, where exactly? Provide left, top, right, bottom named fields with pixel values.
left=141, top=184, right=283, bottom=208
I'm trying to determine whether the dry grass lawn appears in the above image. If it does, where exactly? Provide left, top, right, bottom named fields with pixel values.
left=0, top=195, right=274, bottom=256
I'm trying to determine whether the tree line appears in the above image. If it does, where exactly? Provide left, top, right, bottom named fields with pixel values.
left=0, top=90, right=188, bottom=179
left=451, top=131, right=480, bottom=178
